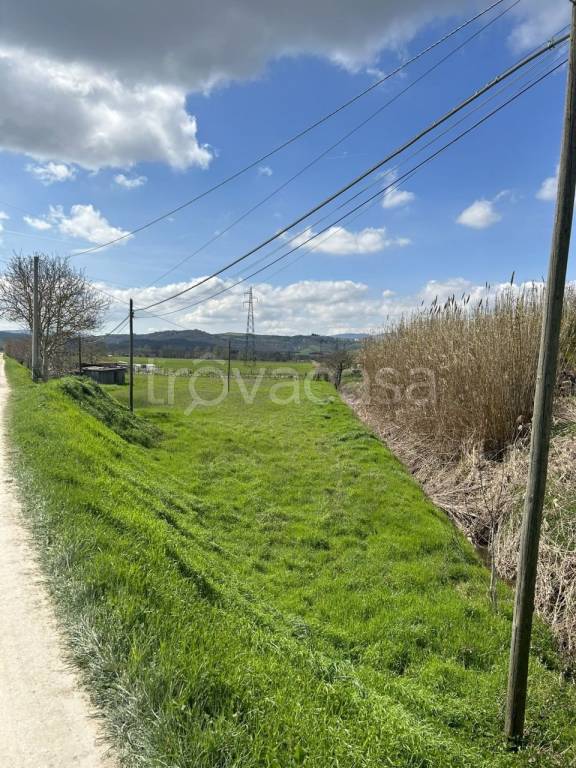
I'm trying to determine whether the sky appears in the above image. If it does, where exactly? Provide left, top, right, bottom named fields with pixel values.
left=0, top=0, right=571, bottom=336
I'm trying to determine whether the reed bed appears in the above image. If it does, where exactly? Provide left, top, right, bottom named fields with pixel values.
left=356, top=284, right=576, bottom=659
left=362, top=285, right=576, bottom=457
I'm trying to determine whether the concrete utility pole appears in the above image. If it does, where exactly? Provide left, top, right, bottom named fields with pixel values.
left=505, top=2, right=576, bottom=744
left=129, top=298, right=134, bottom=412
left=31, top=255, right=41, bottom=382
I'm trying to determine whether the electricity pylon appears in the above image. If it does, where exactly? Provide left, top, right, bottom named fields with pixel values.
left=243, top=287, right=256, bottom=366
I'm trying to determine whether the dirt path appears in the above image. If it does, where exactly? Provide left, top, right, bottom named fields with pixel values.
left=0, top=356, right=115, bottom=767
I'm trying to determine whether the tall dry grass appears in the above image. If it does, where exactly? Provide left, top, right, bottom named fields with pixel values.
left=362, top=285, right=576, bottom=458
left=355, top=284, right=576, bottom=659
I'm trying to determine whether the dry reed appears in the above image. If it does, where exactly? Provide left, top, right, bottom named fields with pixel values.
left=354, top=285, right=576, bottom=660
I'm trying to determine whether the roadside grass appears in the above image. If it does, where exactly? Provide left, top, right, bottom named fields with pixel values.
left=6, top=359, right=576, bottom=767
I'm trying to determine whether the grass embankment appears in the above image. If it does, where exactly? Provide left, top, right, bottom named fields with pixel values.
left=6, top=358, right=576, bottom=767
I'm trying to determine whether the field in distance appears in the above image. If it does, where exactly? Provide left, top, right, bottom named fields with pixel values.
left=124, top=356, right=316, bottom=376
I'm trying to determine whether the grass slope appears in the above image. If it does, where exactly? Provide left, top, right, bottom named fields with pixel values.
left=6, top=359, right=576, bottom=767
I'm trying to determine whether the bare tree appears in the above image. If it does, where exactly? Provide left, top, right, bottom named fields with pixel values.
left=0, top=253, right=109, bottom=378
left=4, top=336, right=31, bottom=367
left=324, top=347, right=355, bottom=390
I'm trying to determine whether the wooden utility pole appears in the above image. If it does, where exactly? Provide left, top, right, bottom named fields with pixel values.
left=31, top=254, right=41, bottom=382
left=227, top=338, right=232, bottom=393
left=505, top=2, right=576, bottom=744
left=129, top=298, right=134, bottom=412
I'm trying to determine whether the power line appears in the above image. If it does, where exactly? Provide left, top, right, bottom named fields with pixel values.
left=145, top=57, right=566, bottom=320
left=1, top=228, right=80, bottom=248
left=137, top=33, right=569, bottom=313
left=142, top=0, right=519, bottom=288
left=208, top=44, right=566, bottom=295
left=70, top=0, right=513, bottom=258
left=83, top=315, right=130, bottom=345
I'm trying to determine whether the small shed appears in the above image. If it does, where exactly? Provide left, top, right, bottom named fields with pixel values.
left=81, top=364, right=127, bottom=385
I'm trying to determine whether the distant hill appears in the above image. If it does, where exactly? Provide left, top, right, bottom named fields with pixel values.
left=99, top=329, right=362, bottom=360
left=0, top=330, right=28, bottom=350
left=0, top=327, right=365, bottom=360
left=333, top=333, right=371, bottom=341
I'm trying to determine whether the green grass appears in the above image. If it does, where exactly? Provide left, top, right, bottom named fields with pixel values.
left=6, top=359, right=576, bottom=767
left=120, top=355, right=315, bottom=376
left=60, top=376, right=162, bottom=446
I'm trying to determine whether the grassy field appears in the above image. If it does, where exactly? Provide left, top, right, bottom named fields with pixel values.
left=121, top=356, right=315, bottom=376
left=6, top=359, right=576, bottom=767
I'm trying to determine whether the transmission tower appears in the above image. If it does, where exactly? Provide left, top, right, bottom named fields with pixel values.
left=243, top=286, right=256, bottom=365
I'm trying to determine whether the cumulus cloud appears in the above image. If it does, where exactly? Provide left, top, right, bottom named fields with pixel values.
left=0, top=211, right=8, bottom=239
left=382, top=187, right=415, bottom=209
left=0, top=47, right=212, bottom=171
left=23, top=215, right=52, bottom=231
left=290, top=225, right=410, bottom=255
left=98, top=277, right=389, bottom=335
left=381, top=171, right=415, bottom=209
left=50, top=204, right=132, bottom=246
left=114, top=173, right=147, bottom=189
left=26, top=204, right=132, bottom=246
left=508, top=0, right=570, bottom=52
left=96, top=274, right=546, bottom=336
left=258, top=166, right=273, bottom=177
left=0, top=1, right=554, bottom=87
left=457, top=198, right=502, bottom=229
left=26, top=161, right=76, bottom=185
left=0, top=1, right=555, bottom=171
left=537, top=166, right=558, bottom=201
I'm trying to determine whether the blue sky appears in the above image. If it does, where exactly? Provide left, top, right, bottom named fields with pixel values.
left=0, top=0, right=570, bottom=334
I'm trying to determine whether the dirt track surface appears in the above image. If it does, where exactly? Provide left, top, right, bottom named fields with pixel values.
left=0, top=356, right=114, bottom=767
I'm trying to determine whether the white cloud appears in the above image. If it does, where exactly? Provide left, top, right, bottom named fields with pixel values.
left=43, top=204, right=132, bottom=246
left=98, top=277, right=388, bottom=335
left=23, top=215, right=52, bottom=231
left=114, top=173, right=147, bottom=189
left=457, top=198, right=502, bottom=229
left=258, top=166, right=273, bottom=177
left=508, top=1, right=570, bottom=52
left=0, top=210, right=8, bottom=243
left=382, top=187, right=415, bottom=209
left=291, top=225, right=410, bottom=255
left=0, top=47, right=212, bottom=172
left=26, top=161, right=76, bottom=185
left=95, top=275, right=548, bottom=336
left=0, top=2, right=555, bottom=171
left=537, top=166, right=558, bottom=202
left=381, top=171, right=415, bottom=209
left=0, top=211, right=8, bottom=236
